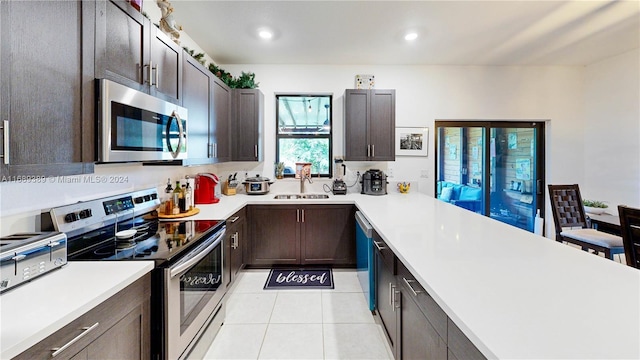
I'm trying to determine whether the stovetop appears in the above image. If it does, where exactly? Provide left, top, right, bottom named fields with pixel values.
left=66, top=217, right=222, bottom=265
left=41, top=188, right=223, bottom=266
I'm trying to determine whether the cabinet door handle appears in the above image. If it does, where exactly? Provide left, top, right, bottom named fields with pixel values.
left=214, top=143, right=218, bottom=158
left=394, top=289, right=400, bottom=310
left=402, top=277, right=423, bottom=297
left=234, top=232, right=239, bottom=248
left=145, top=61, right=154, bottom=86
left=231, top=232, right=238, bottom=249
left=228, top=216, right=240, bottom=223
left=301, top=209, right=305, bottom=223
left=254, top=145, right=258, bottom=159
left=391, top=284, right=398, bottom=312
left=153, top=63, right=159, bottom=88
left=51, top=322, right=99, bottom=357
left=2, top=120, right=9, bottom=164
left=367, top=145, right=371, bottom=157
left=389, top=282, right=393, bottom=306
left=373, top=241, right=386, bottom=251
left=371, top=144, right=375, bottom=158
left=296, top=209, right=300, bottom=223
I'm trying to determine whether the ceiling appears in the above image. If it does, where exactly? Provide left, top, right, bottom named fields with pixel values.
left=171, top=1, right=640, bottom=66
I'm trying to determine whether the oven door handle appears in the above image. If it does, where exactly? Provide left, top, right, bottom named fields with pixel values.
left=169, top=228, right=225, bottom=278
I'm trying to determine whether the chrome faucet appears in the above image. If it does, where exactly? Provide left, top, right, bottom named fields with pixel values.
left=300, top=172, right=313, bottom=193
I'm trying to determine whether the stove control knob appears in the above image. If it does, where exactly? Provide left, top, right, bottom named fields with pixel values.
left=64, top=213, right=79, bottom=223
left=78, top=209, right=92, bottom=219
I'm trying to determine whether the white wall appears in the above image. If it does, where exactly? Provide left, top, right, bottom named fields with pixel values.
left=223, top=64, right=585, bottom=212
left=582, top=49, right=640, bottom=214
left=3, top=56, right=637, bottom=238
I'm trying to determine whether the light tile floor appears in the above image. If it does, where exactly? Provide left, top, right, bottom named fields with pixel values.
left=201, top=269, right=393, bottom=360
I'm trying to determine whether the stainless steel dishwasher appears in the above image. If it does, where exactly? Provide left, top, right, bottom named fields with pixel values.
left=355, top=211, right=375, bottom=311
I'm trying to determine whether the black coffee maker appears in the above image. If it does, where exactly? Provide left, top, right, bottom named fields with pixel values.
left=361, top=169, right=387, bottom=195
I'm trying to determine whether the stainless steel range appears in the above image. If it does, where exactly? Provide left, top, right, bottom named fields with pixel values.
left=41, top=188, right=226, bottom=360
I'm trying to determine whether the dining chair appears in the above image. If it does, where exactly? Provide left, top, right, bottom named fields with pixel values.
left=547, top=184, right=624, bottom=260
left=618, top=205, right=640, bottom=269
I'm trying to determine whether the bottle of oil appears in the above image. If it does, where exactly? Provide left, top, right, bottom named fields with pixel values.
left=179, top=184, right=187, bottom=213
left=185, top=175, right=193, bottom=211
left=172, top=180, right=181, bottom=215
left=184, top=181, right=193, bottom=211
left=164, top=178, right=173, bottom=215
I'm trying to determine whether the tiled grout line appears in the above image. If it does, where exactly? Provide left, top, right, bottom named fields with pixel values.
left=320, top=288, right=326, bottom=360
left=254, top=291, right=277, bottom=360
left=215, top=270, right=383, bottom=360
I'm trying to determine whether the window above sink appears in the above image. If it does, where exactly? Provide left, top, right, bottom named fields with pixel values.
left=276, top=94, right=333, bottom=178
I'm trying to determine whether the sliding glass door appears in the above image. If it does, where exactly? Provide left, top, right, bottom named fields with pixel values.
left=435, top=121, right=545, bottom=233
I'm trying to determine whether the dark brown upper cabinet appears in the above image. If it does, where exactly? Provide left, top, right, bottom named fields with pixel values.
left=232, top=89, right=264, bottom=162
left=211, top=76, right=232, bottom=162
left=0, top=0, right=95, bottom=177
left=344, top=89, right=396, bottom=161
left=180, top=53, right=231, bottom=165
left=95, top=0, right=182, bottom=105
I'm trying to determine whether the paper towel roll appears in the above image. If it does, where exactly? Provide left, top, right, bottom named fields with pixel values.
left=534, top=209, right=544, bottom=235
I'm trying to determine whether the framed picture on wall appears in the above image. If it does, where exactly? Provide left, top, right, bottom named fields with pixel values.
left=396, top=127, right=429, bottom=157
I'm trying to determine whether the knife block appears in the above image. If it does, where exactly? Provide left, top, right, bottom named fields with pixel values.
left=222, top=181, right=237, bottom=196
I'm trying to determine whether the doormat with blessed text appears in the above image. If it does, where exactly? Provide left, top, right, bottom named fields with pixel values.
left=264, top=268, right=334, bottom=290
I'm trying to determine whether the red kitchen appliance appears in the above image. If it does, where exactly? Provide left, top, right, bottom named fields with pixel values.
left=195, top=173, right=220, bottom=204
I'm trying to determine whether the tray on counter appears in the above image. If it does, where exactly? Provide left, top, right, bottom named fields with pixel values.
left=158, top=207, right=200, bottom=219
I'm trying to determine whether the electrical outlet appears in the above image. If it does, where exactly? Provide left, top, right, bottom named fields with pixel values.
left=387, top=168, right=394, bottom=178
left=420, top=169, right=429, bottom=178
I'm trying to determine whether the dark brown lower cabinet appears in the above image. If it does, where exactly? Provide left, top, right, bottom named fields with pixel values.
left=14, top=274, right=151, bottom=360
left=248, top=205, right=300, bottom=265
left=224, top=207, right=246, bottom=288
left=301, top=205, right=356, bottom=265
left=398, top=277, right=447, bottom=360
left=374, top=233, right=400, bottom=359
left=247, top=204, right=356, bottom=266
left=375, top=240, right=486, bottom=360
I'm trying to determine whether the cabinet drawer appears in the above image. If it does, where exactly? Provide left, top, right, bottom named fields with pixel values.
left=372, top=231, right=395, bottom=271
left=447, top=318, right=486, bottom=360
left=397, top=261, right=447, bottom=341
left=14, top=274, right=151, bottom=360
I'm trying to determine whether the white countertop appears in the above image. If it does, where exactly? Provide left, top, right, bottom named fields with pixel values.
left=182, top=189, right=640, bottom=359
left=2, top=188, right=638, bottom=359
left=0, top=261, right=154, bottom=359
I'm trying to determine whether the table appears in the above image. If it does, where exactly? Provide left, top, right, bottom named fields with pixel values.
left=587, top=213, right=621, bottom=236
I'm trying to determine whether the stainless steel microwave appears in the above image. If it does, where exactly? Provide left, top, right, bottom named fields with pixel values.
left=97, top=79, right=188, bottom=162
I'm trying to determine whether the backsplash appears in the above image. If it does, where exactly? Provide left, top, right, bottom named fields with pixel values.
left=0, top=163, right=216, bottom=235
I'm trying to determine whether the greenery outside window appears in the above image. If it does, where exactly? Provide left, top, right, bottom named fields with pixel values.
left=276, top=94, right=332, bottom=177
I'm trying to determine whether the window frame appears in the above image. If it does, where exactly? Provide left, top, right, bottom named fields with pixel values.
left=275, top=93, right=333, bottom=178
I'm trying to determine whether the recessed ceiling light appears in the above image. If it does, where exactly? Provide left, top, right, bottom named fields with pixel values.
left=258, top=30, right=273, bottom=40
left=404, top=32, right=418, bottom=41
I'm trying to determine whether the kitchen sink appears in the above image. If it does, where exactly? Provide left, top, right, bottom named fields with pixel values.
left=273, top=194, right=330, bottom=199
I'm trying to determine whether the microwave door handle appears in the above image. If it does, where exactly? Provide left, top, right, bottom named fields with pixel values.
left=165, top=111, right=184, bottom=159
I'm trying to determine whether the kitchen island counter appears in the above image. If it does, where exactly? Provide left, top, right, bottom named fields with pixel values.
left=0, top=261, right=154, bottom=359
left=188, top=190, right=639, bottom=359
